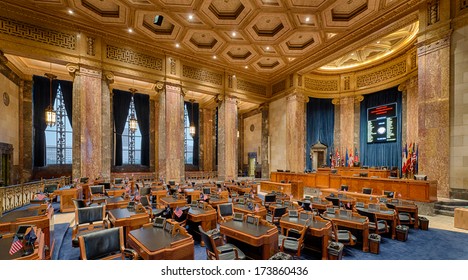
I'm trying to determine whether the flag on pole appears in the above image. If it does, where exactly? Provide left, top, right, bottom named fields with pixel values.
left=134, top=191, right=141, bottom=201
left=9, top=236, right=23, bottom=255
left=35, top=193, right=47, bottom=200
left=348, top=149, right=354, bottom=167
left=345, top=148, right=349, bottom=167
left=415, top=144, right=419, bottom=174
left=255, top=204, right=260, bottom=212
left=354, top=146, right=359, bottom=163
left=174, top=207, right=183, bottom=218
left=347, top=202, right=351, bottom=209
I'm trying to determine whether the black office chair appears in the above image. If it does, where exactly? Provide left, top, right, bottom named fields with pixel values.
left=326, top=196, right=341, bottom=208
left=140, top=195, right=164, bottom=219
left=356, top=208, right=389, bottom=236
left=266, top=206, right=287, bottom=225
left=198, top=225, right=246, bottom=260
left=217, top=203, right=234, bottom=223
left=386, top=202, right=416, bottom=227
left=362, top=188, right=373, bottom=195
left=140, top=186, right=152, bottom=197
left=72, top=205, right=109, bottom=247
left=320, top=213, right=357, bottom=248
left=72, top=198, right=88, bottom=209
left=78, top=227, right=137, bottom=260
left=278, top=220, right=309, bottom=258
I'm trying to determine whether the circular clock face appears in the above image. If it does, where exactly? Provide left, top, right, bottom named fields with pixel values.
left=3, top=92, right=9, bottom=106
left=377, top=127, right=386, bottom=135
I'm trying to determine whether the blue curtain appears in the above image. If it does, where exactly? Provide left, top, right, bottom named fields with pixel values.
left=359, top=86, right=402, bottom=170
left=306, top=98, right=335, bottom=171
left=112, top=89, right=131, bottom=166
left=185, top=101, right=200, bottom=167
left=133, top=93, right=150, bottom=166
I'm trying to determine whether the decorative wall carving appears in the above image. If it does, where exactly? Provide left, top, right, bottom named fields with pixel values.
left=182, top=65, right=223, bottom=85
left=237, top=79, right=267, bottom=95
left=427, top=0, right=440, bottom=26
left=289, top=74, right=294, bottom=88
left=170, top=58, right=176, bottom=75
left=86, top=36, right=95, bottom=56
left=272, top=80, right=286, bottom=95
left=0, top=16, right=76, bottom=50
left=106, top=45, right=163, bottom=70
left=417, top=35, right=451, bottom=56
left=343, top=76, right=350, bottom=90
left=304, top=77, right=339, bottom=91
left=297, top=74, right=302, bottom=87
left=462, top=0, right=468, bottom=10
left=356, top=60, right=407, bottom=88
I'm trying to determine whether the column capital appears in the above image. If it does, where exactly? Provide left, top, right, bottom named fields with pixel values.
left=286, top=91, right=307, bottom=103
left=103, top=71, right=114, bottom=84
left=66, top=63, right=79, bottom=78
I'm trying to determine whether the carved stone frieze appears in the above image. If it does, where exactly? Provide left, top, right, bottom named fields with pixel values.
left=182, top=65, right=223, bottom=85
left=417, top=35, right=451, bottom=57
left=0, top=16, right=76, bottom=50
left=272, top=80, right=286, bottom=95
left=237, top=79, right=267, bottom=96
left=304, top=77, right=339, bottom=92
left=86, top=36, right=95, bottom=56
left=106, top=45, right=163, bottom=70
left=356, top=60, right=407, bottom=88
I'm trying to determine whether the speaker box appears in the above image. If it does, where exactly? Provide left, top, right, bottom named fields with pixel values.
left=154, top=15, right=164, bottom=26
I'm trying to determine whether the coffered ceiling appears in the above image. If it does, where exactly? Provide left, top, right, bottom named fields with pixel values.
left=0, top=0, right=422, bottom=83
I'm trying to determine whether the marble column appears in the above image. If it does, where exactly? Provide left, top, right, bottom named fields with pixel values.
left=20, top=79, right=33, bottom=182
left=200, top=108, right=214, bottom=171
left=238, top=114, right=244, bottom=172
left=100, top=72, right=112, bottom=180
left=417, top=35, right=451, bottom=198
left=286, top=92, right=306, bottom=173
left=158, top=83, right=185, bottom=183
left=399, top=76, right=419, bottom=144
left=68, top=64, right=106, bottom=180
left=261, top=103, right=270, bottom=179
left=217, top=95, right=238, bottom=181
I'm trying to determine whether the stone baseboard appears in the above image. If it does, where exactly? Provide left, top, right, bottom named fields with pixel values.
left=450, top=188, right=468, bottom=200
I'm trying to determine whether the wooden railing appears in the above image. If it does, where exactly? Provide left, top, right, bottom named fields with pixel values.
left=0, top=177, right=70, bottom=216
left=185, top=171, right=217, bottom=180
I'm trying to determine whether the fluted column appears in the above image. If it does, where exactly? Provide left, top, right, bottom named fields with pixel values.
left=67, top=64, right=106, bottom=180
left=217, top=95, right=238, bottom=181
left=286, top=92, right=306, bottom=173
left=158, top=83, right=185, bottom=183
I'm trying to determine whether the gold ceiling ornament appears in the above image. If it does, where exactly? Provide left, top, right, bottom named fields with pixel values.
left=45, top=73, right=57, bottom=127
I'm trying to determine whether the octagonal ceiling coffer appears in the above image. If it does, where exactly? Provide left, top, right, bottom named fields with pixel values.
left=286, top=38, right=315, bottom=50
left=252, top=23, right=284, bottom=37
left=208, top=2, right=245, bottom=20
left=257, top=60, right=280, bottom=69
left=81, top=0, right=120, bottom=18
left=189, top=37, right=218, bottom=49
left=143, top=21, right=175, bottom=36
left=331, top=0, right=368, bottom=22
left=227, top=51, right=252, bottom=60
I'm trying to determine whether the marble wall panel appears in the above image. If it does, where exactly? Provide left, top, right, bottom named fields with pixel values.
left=217, top=96, right=238, bottom=180
left=243, top=113, right=261, bottom=165
left=261, top=105, right=269, bottom=179
left=269, top=97, right=287, bottom=173
left=286, top=93, right=306, bottom=173
left=0, top=70, right=19, bottom=166
left=339, top=97, right=355, bottom=152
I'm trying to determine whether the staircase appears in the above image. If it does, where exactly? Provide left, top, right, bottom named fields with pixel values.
left=434, top=200, right=468, bottom=217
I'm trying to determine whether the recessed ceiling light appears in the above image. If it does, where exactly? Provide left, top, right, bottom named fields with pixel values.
left=266, top=46, right=270, bottom=50
left=68, top=9, right=74, bottom=15
left=175, top=43, right=180, bottom=48
left=188, top=14, right=193, bottom=20
left=232, top=74, right=236, bottom=78
left=232, top=31, right=237, bottom=37
left=244, top=66, right=248, bottom=69
left=377, top=41, right=381, bottom=44
left=128, top=28, right=133, bottom=33
left=213, top=55, right=217, bottom=59
left=305, top=17, right=310, bottom=22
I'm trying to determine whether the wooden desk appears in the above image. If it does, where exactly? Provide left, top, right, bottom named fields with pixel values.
left=107, top=208, right=150, bottom=239
left=321, top=189, right=383, bottom=204
left=233, top=203, right=267, bottom=219
left=53, top=185, right=82, bottom=213
left=322, top=212, right=370, bottom=252
left=187, top=206, right=217, bottom=232
left=260, top=181, right=304, bottom=200
left=219, top=219, right=278, bottom=260
left=106, top=188, right=126, bottom=197
left=279, top=215, right=331, bottom=260
left=226, top=184, right=252, bottom=195
left=0, top=229, right=44, bottom=260
left=207, top=197, right=229, bottom=208
left=127, top=224, right=194, bottom=260
left=105, top=197, right=129, bottom=210
left=160, top=196, right=187, bottom=209
left=0, top=205, right=53, bottom=259
left=310, top=200, right=333, bottom=213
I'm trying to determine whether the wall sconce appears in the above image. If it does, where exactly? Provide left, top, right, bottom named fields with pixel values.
left=45, top=73, right=57, bottom=127
left=129, top=88, right=138, bottom=133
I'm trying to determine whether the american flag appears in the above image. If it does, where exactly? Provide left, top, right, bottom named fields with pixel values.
left=347, top=202, right=351, bottom=209
left=254, top=204, right=260, bottom=212
left=398, top=193, right=402, bottom=198
left=174, top=207, right=183, bottom=218
left=134, top=191, right=141, bottom=201
left=125, top=185, right=131, bottom=193
left=36, top=193, right=47, bottom=200
left=9, top=236, right=23, bottom=255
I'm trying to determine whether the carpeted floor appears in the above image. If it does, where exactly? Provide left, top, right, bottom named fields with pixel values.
left=55, top=222, right=468, bottom=260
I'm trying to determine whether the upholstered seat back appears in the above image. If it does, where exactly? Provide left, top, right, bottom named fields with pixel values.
left=90, top=185, right=105, bottom=195
left=218, top=203, right=233, bottom=217
left=81, top=227, right=122, bottom=260
left=77, top=205, right=105, bottom=224
left=73, top=199, right=87, bottom=209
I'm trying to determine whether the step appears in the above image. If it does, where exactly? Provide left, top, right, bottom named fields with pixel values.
left=435, top=201, right=468, bottom=207
left=434, top=204, right=460, bottom=211
left=434, top=209, right=455, bottom=217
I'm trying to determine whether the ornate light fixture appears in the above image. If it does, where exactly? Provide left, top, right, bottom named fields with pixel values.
left=45, top=73, right=57, bottom=127
left=189, top=99, right=196, bottom=137
left=129, top=88, right=138, bottom=133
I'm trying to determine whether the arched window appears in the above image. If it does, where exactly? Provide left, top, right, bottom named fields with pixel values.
left=45, top=84, right=72, bottom=164
left=184, top=103, right=194, bottom=164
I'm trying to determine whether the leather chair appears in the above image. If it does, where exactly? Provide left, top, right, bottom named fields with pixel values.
left=198, top=225, right=246, bottom=260
left=140, top=195, right=164, bottom=219
left=72, top=198, right=88, bottom=209
left=89, top=185, right=107, bottom=204
left=278, top=221, right=309, bottom=257
left=217, top=203, right=234, bottom=223
left=362, top=188, right=373, bottom=195
left=326, top=196, right=341, bottom=208
left=356, top=207, right=389, bottom=235
left=386, top=202, right=416, bottom=227
left=266, top=206, right=287, bottom=225
left=72, top=205, right=108, bottom=247
left=78, top=227, right=137, bottom=260
left=320, top=213, right=357, bottom=247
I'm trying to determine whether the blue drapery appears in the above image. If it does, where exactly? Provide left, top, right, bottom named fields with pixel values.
left=306, top=98, right=335, bottom=171
left=359, top=86, right=402, bottom=169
